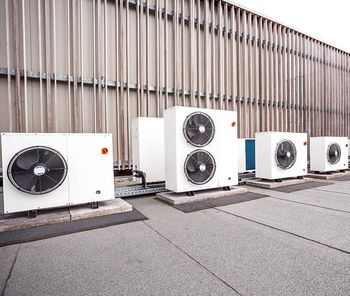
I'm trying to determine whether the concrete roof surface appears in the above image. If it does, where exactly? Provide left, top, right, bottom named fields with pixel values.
left=1, top=180, right=350, bottom=296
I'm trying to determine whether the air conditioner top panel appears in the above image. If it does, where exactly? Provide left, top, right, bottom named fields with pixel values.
left=310, top=136, right=348, bottom=140
left=2, top=132, right=112, bottom=136
left=255, top=132, right=307, bottom=136
left=165, top=106, right=235, bottom=114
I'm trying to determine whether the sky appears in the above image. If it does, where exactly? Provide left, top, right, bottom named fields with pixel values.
left=228, top=0, right=350, bottom=53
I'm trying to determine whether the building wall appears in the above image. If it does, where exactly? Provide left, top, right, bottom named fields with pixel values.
left=0, top=0, right=349, bottom=169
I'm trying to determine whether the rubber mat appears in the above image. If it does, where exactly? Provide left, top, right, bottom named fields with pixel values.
left=173, top=192, right=268, bottom=213
left=270, top=181, right=332, bottom=193
left=0, top=209, right=147, bottom=247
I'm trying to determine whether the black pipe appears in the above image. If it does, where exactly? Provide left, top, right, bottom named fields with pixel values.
left=133, top=170, right=146, bottom=188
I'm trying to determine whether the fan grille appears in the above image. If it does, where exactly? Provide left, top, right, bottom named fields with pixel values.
left=327, top=143, right=341, bottom=164
left=183, top=112, right=215, bottom=147
left=184, top=149, right=216, bottom=185
left=7, top=146, right=68, bottom=195
left=275, top=140, right=297, bottom=170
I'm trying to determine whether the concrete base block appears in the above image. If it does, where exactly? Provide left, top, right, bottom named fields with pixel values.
left=70, top=198, right=133, bottom=221
left=0, top=198, right=133, bottom=233
left=246, top=177, right=313, bottom=189
left=156, top=186, right=248, bottom=205
left=0, top=209, right=70, bottom=233
left=307, top=171, right=350, bottom=180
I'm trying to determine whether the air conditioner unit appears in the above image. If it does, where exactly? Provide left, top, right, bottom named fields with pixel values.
left=1, top=133, right=115, bottom=214
left=131, top=117, right=164, bottom=183
left=255, top=132, right=307, bottom=180
left=310, top=137, right=348, bottom=172
left=164, top=106, right=238, bottom=193
left=238, top=138, right=255, bottom=173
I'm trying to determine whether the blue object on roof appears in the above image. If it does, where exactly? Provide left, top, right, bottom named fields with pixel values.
left=245, top=139, right=255, bottom=171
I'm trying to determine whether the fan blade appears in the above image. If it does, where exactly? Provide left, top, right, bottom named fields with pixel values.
left=35, top=176, right=42, bottom=193
left=15, top=150, right=40, bottom=170
left=46, top=170, right=65, bottom=183
left=187, top=129, right=199, bottom=139
left=13, top=173, right=38, bottom=191
left=40, top=174, right=59, bottom=192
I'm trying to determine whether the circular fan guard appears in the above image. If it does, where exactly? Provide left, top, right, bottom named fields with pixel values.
left=327, top=143, right=341, bottom=164
left=7, top=146, right=68, bottom=195
left=275, top=140, right=297, bottom=170
left=184, top=149, right=216, bottom=185
left=183, top=112, right=215, bottom=147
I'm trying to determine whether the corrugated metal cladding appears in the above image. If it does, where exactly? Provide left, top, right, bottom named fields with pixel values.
left=0, top=0, right=349, bottom=169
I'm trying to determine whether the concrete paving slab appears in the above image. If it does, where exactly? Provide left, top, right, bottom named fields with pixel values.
left=156, top=186, right=247, bottom=205
left=307, top=170, right=350, bottom=180
left=130, top=197, right=350, bottom=296
left=218, top=196, right=350, bottom=252
left=246, top=177, right=313, bottom=188
left=70, top=198, right=133, bottom=221
left=313, top=181, right=350, bottom=195
left=259, top=187, right=350, bottom=213
left=4, top=222, right=237, bottom=296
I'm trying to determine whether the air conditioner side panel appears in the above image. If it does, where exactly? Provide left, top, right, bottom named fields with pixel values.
left=310, top=137, right=327, bottom=172
left=217, top=110, right=238, bottom=186
left=237, top=138, right=246, bottom=173
left=255, top=133, right=273, bottom=179
left=131, top=117, right=165, bottom=183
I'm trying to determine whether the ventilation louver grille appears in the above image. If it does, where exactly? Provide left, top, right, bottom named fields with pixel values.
left=327, top=143, right=341, bottom=164
left=275, top=140, right=297, bottom=169
left=184, top=149, right=216, bottom=185
left=183, top=112, right=215, bottom=147
left=7, top=146, right=68, bottom=195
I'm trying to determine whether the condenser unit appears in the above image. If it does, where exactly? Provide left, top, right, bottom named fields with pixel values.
left=255, top=132, right=307, bottom=180
left=164, top=106, right=238, bottom=193
left=310, top=137, right=348, bottom=172
left=131, top=117, right=164, bottom=183
left=238, top=138, right=255, bottom=173
left=1, top=133, right=115, bottom=214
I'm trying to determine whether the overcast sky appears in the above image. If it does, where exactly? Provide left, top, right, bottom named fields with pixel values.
left=228, top=0, right=350, bottom=53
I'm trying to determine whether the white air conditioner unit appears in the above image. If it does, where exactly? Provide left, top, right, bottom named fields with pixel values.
left=310, top=137, right=348, bottom=172
left=255, top=132, right=307, bottom=180
left=238, top=138, right=255, bottom=173
left=1, top=133, right=115, bottom=214
left=164, top=106, right=238, bottom=193
left=131, top=117, right=164, bottom=183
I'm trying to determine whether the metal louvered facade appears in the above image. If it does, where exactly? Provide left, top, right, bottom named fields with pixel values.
left=0, top=0, right=349, bottom=169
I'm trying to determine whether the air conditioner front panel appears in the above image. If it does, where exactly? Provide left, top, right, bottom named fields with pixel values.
left=165, top=106, right=238, bottom=193
left=310, top=137, right=348, bottom=172
left=255, top=132, right=307, bottom=180
left=1, top=133, right=115, bottom=214
left=1, top=133, right=70, bottom=213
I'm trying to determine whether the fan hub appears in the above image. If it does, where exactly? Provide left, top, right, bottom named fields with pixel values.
left=199, top=163, right=206, bottom=172
left=33, top=165, right=46, bottom=176
left=198, top=125, right=206, bottom=133
left=286, top=151, right=291, bottom=158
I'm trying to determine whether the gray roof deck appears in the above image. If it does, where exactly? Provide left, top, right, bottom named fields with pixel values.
left=1, top=180, right=350, bottom=296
